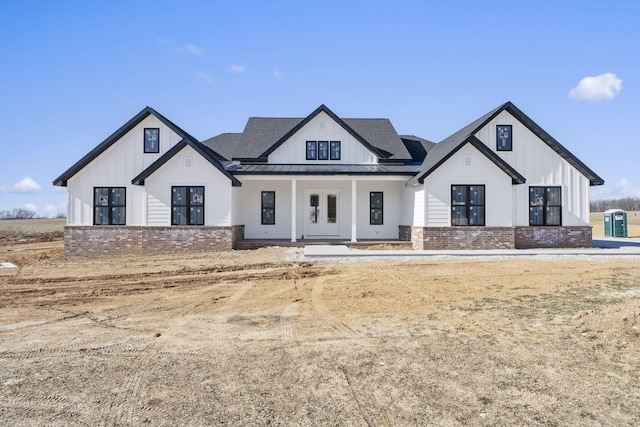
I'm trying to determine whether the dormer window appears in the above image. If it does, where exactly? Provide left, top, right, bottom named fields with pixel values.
left=330, top=141, right=341, bottom=160
left=144, top=128, right=160, bottom=153
left=306, top=140, right=341, bottom=160
left=306, top=141, right=317, bottom=160
left=318, top=141, right=329, bottom=160
left=496, top=125, right=512, bottom=151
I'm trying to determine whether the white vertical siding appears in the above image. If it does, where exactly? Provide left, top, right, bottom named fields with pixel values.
left=423, top=144, right=513, bottom=226
left=240, top=181, right=292, bottom=239
left=355, top=181, right=404, bottom=239
left=144, top=145, right=232, bottom=226
left=268, top=111, right=379, bottom=164
left=474, top=110, right=590, bottom=226
left=65, top=115, right=184, bottom=226
left=400, top=185, right=424, bottom=227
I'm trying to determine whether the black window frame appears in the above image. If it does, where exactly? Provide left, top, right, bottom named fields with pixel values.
left=261, top=191, right=276, bottom=225
left=496, top=125, right=512, bottom=151
left=171, top=186, right=205, bottom=225
left=144, top=128, right=160, bottom=153
left=370, top=192, right=383, bottom=225
left=318, top=141, right=329, bottom=160
left=330, top=141, right=341, bottom=160
left=306, top=141, right=317, bottom=160
left=451, top=185, right=485, bottom=226
left=93, top=187, right=126, bottom=225
left=529, top=186, right=562, bottom=226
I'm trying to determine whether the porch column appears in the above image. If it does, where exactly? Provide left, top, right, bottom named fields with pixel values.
left=351, top=179, right=357, bottom=242
left=291, top=179, right=297, bottom=242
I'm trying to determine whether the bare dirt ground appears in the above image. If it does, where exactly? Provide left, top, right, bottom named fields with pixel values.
left=1, top=222, right=640, bottom=425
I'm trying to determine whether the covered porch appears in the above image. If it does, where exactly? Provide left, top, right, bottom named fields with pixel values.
left=232, top=175, right=413, bottom=243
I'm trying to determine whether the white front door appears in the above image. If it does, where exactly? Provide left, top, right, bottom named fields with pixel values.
left=306, top=191, right=340, bottom=237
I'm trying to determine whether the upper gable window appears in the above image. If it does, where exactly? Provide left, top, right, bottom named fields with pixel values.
left=496, top=125, right=512, bottom=151
left=144, top=128, right=160, bottom=153
left=318, top=141, right=329, bottom=160
left=330, top=141, right=341, bottom=160
left=306, top=141, right=317, bottom=160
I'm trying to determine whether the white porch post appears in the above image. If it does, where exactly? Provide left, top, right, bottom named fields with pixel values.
left=351, top=179, right=357, bottom=242
left=291, top=179, right=297, bottom=242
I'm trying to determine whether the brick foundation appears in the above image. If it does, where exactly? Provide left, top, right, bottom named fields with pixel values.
left=405, top=225, right=593, bottom=250
left=64, top=226, right=238, bottom=257
left=514, top=226, right=592, bottom=249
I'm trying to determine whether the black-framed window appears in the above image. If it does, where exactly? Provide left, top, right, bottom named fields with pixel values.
left=529, top=186, right=561, bottom=226
left=496, top=125, right=512, bottom=151
left=306, top=141, right=317, bottom=160
left=318, top=141, right=329, bottom=160
left=330, top=141, right=341, bottom=160
left=94, top=187, right=126, bottom=225
left=144, top=128, right=160, bottom=153
left=370, top=192, right=383, bottom=225
left=261, top=191, right=275, bottom=225
left=172, top=186, right=204, bottom=225
left=451, top=185, right=485, bottom=226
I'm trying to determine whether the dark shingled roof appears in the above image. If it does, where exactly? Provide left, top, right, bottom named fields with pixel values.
left=201, top=105, right=413, bottom=162
left=407, top=101, right=605, bottom=186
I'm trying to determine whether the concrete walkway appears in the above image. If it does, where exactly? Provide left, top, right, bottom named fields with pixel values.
left=303, top=237, right=640, bottom=258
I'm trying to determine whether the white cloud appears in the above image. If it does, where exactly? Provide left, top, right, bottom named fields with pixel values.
left=51, top=185, right=67, bottom=193
left=229, top=64, right=246, bottom=73
left=180, top=44, right=205, bottom=56
left=272, top=69, right=282, bottom=78
left=196, top=71, right=213, bottom=84
left=569, top=73, right=622, bottom=101
left=591, top=178, right=640, bottom=200
left=45, top=203, right=66, bottom=214
left=11, top=177, right=41, bottom=194
left=25, top=203, right=37, bottom=212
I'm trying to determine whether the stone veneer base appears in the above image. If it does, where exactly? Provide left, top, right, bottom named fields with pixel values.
left=400, top=225, right=592, bottom=250
left=64, top=226, right=244, bottom=257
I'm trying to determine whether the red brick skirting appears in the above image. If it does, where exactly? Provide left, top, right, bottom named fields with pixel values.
left=64, top=226, right=239, bottom=257
left=401, top=225, right=592, bottom=250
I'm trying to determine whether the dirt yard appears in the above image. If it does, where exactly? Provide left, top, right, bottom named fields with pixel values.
left=1, top=238, right=639, bottom=426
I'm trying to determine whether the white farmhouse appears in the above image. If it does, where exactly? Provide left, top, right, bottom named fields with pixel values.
left=53, top=102, right=603, bottom=256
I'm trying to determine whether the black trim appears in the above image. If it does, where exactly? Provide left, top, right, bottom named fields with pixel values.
left=370, top=192, right=383, bottom=225
left=171, top=186, right=205, bottom=225
left=93, top=187, right=126, bottom=225
left=306, top=141, right=317, bottom=160
left=132, top=140, right=242, bottom=187
left=529, top=186, right=562, bottom=226
left=415, top=136, right=526, bottom=185
left=451, top=185, right=485, bottom=226
left=330, top=141, right=341, bottom=160
left=144, top=128, right=160, bottom=153
left=261, top=191, right=275, bottom=225
left=496, top=125, right=512, bottom=151
left=318, top=141, right=329, bottom=160
left=258, top=104, right=387, bottom=160
left=53, top=106, right=238, bottom=187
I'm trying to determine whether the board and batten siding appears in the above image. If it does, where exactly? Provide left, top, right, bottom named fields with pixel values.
left=474, top=110, right=590, bottom=226
left=239, top=180, right=293, bottom=239
left=66, top=115, right=184, bottom=226
left=144, top=145, right=232, bottom=226
left=423, top=144, right=513, bottom=226
left=268, top=111, right=378, bottom=164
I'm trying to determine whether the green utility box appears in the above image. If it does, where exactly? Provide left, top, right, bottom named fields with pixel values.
left=604, top=209, right=628, bottom=237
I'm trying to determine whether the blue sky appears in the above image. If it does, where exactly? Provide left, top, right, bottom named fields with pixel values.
left=1, top=0, right=638, bottom=216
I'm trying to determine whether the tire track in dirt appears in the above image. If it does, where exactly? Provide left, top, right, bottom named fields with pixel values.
left=108, top=336, right=169, bottom=426
left=311, top=277, right=384, bottom=425
left=311, top=277, right=358, bottom=338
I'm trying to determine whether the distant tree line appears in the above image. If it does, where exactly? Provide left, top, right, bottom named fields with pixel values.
left=0, top=208, right=37, bottom=220
left=591, top=197, right=640, bottom=212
